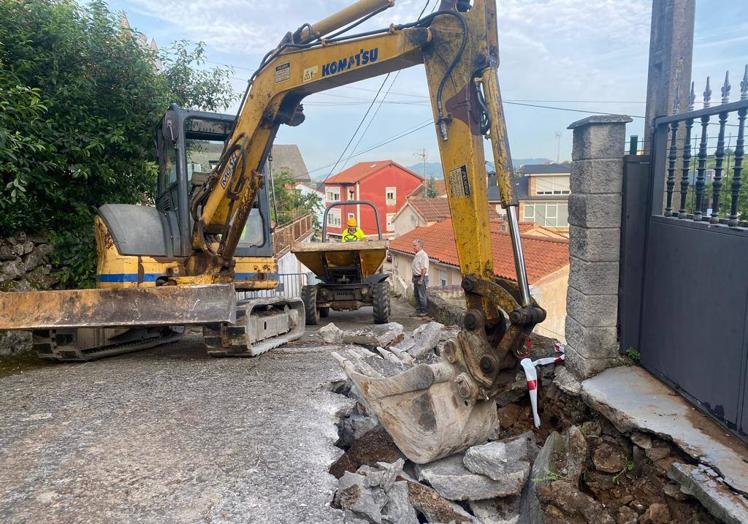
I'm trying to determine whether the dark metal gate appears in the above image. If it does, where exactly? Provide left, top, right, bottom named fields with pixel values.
left=620, top=78, right=748, bottom=442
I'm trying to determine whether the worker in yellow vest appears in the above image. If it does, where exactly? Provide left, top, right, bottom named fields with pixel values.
left=342, top=217, right=365, bottom=242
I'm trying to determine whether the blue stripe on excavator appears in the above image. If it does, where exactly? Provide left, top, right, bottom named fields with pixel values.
left=97, top=273, right=162, bottom=283
left=96, top=273, right=279, bottom=283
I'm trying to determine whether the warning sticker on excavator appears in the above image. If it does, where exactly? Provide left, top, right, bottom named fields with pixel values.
left=448, top=165, right=471, bottom=197
left=275, top=63, right=290, bottom=83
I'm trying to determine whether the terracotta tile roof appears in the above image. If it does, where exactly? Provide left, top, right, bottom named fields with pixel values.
left=407, top=198, right=452, bottom=222
left=325, top=160, right=422, bottom=185
left=390, top=219, right=569, bottom=284
left=411, top=180, right=447, bottom=198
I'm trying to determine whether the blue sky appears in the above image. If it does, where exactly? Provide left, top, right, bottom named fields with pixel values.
left=110, top=0, right=747, bottom=175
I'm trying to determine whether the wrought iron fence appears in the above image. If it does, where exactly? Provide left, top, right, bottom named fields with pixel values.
left=238, top=272, right=311, bottom=300
left=652, top=66, right=748, bottom=227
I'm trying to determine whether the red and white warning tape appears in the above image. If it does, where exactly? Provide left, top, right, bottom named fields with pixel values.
left=520, top=342, right=566, bottom=428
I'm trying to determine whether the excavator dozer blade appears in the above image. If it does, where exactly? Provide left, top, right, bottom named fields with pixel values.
left=0, top=284, right=238, bottom=330
left=0, top=285, right=238, bottom=362
left=333, top=348, right=498, bottom=464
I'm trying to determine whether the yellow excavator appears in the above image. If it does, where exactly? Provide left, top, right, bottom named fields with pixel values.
left=0, top=0, right=545, bottom=462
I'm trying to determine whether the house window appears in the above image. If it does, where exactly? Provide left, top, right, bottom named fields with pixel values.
left=327, top=208, right=341, bottom=227
left=534, top=176, right=570, bottom=196
left=524, top=203, right=569, bottom=228
left=385, top=187, right=396, bottom=206
left=440, top=270, right=447, bottom=288
left=326, top=186, right=340, bottom=203
left=386, top=213, right=395, bottom=232
left=545, top=204, right=558, bottom=227
left=348, top=188, right=356, bottom=200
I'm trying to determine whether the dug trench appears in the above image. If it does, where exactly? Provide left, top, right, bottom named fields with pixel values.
left=320, top=321, right=718, bottom=524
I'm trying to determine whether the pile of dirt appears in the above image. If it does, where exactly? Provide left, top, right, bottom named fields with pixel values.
left=326, top=326, right=718, bottom=524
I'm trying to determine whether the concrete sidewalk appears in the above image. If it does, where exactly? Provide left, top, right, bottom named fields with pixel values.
left=0, top=336, right=350, bottom=523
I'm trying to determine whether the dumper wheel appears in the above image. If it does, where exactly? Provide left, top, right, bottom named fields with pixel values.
left=302, top=285, right=320, bottom=325
left=319, top=307, right=330, bottom=318
left=372, top=281, right=390, bottom=324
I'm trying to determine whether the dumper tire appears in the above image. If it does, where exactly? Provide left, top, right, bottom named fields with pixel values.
left=302, top=285, right=320, bottom=325
left=319, top=307, right=330, bottom=318
left=372, top=281, right=390, bottom=324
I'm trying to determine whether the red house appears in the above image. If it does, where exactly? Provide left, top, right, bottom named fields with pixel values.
left=324, top=161, right=423, bottom=238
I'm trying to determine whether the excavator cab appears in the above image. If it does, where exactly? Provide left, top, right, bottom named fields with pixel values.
left=155, top=105, right=273, bottom=266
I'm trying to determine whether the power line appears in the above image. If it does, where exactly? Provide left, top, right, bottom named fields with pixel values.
left=323, top=73, right=392, bottom=182
left=342, top=70, right=403, bottom=169
left=504, top=101, right=645, bottom=119
left=308, top=119, right=434, bottom=174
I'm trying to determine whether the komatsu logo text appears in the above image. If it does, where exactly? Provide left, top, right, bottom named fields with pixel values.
left=322, top=48, right=379, bottom=77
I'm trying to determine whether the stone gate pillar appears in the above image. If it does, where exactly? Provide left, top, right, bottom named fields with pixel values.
left=565, top=115, right=632, bottom=379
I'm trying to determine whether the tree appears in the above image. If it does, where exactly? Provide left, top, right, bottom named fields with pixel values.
left=269, top=172, right=322, bottom=227
left=160, top=41, right=235, bottom=112
left=0, top=0, right=235, bottom=287
left=425, top=177, right=438, bottom=198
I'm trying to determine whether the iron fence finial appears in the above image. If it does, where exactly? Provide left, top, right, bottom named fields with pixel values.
left=688, top=81, right=696, bottom=111
left=741, top=64, right=748, bottom=101
left=721, top=71, right=731, bottom=105
left=703, top=76, right=712, bottom=109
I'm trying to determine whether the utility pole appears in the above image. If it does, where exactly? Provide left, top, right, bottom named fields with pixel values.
left=643, top=0, right=695, bottom=152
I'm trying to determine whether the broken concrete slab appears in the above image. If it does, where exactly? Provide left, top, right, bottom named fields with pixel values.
left=581, top=366, right=748, bottom=495
left=342, top=323, right=404, bottom=348
left=381, top=481, right=418, bottom=524
left=462, top=432, right=536, bottom=488
left=468, top=497, right=520, bottom=524
left=335, top=471, right=387, bottom=523
left=319, top=323, right=344, bottom=345
left=415, top=453, right=520, bottom=501
left=520, top=426, right=588, bottom=523
left=668, top=463, right=748, bottom=524
left=553, top=366, right=582, bottom=396
left=391, top=321, right=444, bottom=359
left=403, top=479, right=476, bottom=523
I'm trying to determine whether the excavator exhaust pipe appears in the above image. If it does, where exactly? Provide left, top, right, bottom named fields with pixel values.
left=333, top=350, right=498, bottom=464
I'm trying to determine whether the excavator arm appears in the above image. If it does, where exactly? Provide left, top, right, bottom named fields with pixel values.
left=182, top=0, right=546, bottom=462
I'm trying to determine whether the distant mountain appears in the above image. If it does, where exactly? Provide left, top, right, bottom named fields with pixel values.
left=408, top=158, right=553, bottom=179
left=407, top=162, right=443, bottom=179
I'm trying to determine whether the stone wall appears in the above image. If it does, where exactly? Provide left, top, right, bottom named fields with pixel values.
left=0, top=232, right=57, bottom=355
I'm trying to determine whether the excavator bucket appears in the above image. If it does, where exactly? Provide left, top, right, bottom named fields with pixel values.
left=333, top=347, right=498, bottom=464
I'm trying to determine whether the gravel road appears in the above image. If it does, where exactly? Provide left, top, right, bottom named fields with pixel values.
left=0, top=333, right=354, bottom=523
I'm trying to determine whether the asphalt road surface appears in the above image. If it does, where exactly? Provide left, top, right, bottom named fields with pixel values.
left=0, top=301, right=422, bottom=523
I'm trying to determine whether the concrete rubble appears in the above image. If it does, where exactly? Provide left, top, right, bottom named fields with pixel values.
left=668, top=463, right=748, bottom=524
left=319, top=323, right=345, bottom=345
left=326, top=320, right=744, bottom=523
left=341, top=322, right=404, bottom=348
left=390, top=320, right=444, bottom=359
